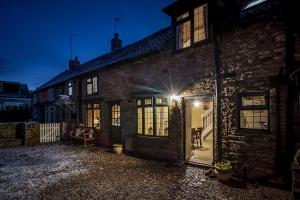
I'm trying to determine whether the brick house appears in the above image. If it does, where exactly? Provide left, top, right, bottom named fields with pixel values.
left=0, top=81, right=31, bottom=122
left=33, top=0, right=300, bottom=180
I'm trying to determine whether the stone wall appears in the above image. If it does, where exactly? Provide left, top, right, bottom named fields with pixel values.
left=220, top=15, right=286, bottom=179
left=0, top=123, right=16, bottom=138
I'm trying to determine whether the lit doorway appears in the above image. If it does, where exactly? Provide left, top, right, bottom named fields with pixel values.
left=185, top=97, right=214, bottom=165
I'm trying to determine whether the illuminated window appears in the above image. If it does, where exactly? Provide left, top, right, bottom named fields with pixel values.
left=176, top=21, right=191, bottom=49
left=84, top=104, right=100, bottom=129
left=194, top=4, right=208, bottom=43
left=239, top=92, right=269, bottom=130
left=176, top=12, right=189, bottom=21
left=86, top=76, right=97, bottom=95
left=137, top=97, right=169, bottom=137
left=175, top=4, right=208, bottom=50
left=156, top=107, right=168, bottom=136
left=111, top=104, right=120, bottom=126
left=68, top=81, right=72, bottom=96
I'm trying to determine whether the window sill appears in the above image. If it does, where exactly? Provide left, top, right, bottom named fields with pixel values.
left=136, top=134, right=169, bottom=139
left=236, top=129, right=271, bottom=135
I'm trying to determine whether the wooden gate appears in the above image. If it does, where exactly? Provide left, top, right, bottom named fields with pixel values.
left=40, top=123, right=61, bottom=143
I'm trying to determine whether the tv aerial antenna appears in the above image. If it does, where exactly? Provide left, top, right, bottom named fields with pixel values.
left=69, top=33, right=78, bottom=59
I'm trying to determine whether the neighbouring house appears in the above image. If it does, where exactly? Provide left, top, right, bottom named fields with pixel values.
left=0, top=81, right=31, bottom=122
left=33, top=0, right=300, bottom=180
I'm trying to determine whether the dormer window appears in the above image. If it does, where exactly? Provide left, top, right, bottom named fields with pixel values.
left=175, top=4, right=208, bottom=50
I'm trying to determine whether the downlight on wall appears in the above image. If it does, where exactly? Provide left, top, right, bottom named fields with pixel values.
left=193, top=101, right=202, bottom=108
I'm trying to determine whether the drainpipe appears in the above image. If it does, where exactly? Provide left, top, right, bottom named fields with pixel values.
left=212, top=2, right=223, bottom=162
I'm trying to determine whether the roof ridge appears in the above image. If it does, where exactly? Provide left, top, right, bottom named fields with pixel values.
left=36, top=26, right=172, bottom=91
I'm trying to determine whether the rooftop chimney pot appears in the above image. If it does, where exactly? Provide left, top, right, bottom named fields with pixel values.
left=111, top=33, right=122, bottom=52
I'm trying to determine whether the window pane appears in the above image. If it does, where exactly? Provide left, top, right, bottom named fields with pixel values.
left=93, top=77, right=98, bottom=93
left=87, top=83, right=92, bottom=95
left=176, top=12, right=189, bottom=21
left=144, top=107, right=153, bottom=135
left=176, top=21, right=191, bottom=50
left=145, top=98, right=152, bottom=105
left=94, top=108, right=100, bottom=129
left=137, top=99, right=142, bottom=106
left=87, top=110, right=93, bottom=127
left=68, top=82, right=72, bottom=96
left=242, top=95, right=266, bottom=106
left=156, top=107, right=168, bottom=136
left=137, top=108, right=143, bottom=134
left=240, top=110, right=268, bottom=130
left=112, top=105, right=120, bottom=126
left=194, top=4, right=207, bottom=43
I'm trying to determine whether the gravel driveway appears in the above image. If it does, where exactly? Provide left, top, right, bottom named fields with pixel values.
left=0, top=144, right=292, bottom=200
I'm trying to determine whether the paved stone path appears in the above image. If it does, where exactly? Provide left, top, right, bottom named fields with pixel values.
left=0, top=144, right=292, bottom=200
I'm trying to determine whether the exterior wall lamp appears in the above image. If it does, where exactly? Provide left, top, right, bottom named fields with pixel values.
left=170, top=94, right=180, bottom=108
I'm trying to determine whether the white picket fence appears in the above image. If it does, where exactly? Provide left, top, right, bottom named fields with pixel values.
left=40, top=123, right=61, bottom=143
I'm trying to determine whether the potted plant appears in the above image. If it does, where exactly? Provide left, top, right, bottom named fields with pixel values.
left=113, top=144, right=123, bottom=154
left=214, top=161, right=233, bottom=182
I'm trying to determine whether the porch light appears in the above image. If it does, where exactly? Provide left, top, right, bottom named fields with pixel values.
left=193, top=101, right=202, bottom=108
left=170, top=94, right=180, bottom=101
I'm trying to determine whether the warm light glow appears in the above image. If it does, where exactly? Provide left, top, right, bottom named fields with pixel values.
left=170, top=95, right=180, bottom=101
left=193, top=101, right=201, bottom=108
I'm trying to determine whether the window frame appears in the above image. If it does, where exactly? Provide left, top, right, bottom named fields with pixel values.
left=86, top=76, right=98, bottom=96
left=174, top=3, right=209, bottom=51
left=136, top=97, right=169, bottom=137
left=83, top=103, right=101, bottom=129
left=237, top=92, right=270, bottom=132
left=67, top=81, right=72, bottom=96
left=111, top=104, right=121, bottom=127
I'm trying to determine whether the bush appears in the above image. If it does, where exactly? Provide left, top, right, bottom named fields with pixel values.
left=215, top=161, right=233, bottom=173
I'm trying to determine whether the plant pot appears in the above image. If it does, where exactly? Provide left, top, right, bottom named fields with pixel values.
left=113, top=144, right=123, bottom=154
left=215, top=169, right=232, bottom=182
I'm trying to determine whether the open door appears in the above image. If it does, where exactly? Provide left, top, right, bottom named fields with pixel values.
left=185, top=97, right=214, bottom=165
left=110, top=103, right=121, bottom=145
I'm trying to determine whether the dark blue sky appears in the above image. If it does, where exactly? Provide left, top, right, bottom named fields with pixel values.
left=0, top=0, right=173, bottom=90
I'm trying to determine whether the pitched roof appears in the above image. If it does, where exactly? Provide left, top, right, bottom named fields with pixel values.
left=36, top=26, right=172, bottom=91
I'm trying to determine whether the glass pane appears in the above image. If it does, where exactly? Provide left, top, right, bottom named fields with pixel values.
left=137, top=108, right=143, bottom=134
left=87, top=83, right=92, bottom=95
left=156, top=107, right=168, bottom=136
left=176, top=21, right=191, bottom=50
left=93, top=77, right=98, bottom=93
left=145, top=98, right=152, bottom=105
left=144, top=107, right=153, bottom=135
left=94, top=104, right=100, bottom=109
left=194, top=4, right=207, bottom=42
left=240, top=110, right=268, bottom=130
left=87, top=110, right=93, bottom=127
left=137, top=99, right=142, bottom=106
left=87, top=78, right=91, bottom=83
left=176, top=12, right=189, bottom=21
left=242, top=95, right=266, bottom=106
left=112, top=105, right=120, bottom=126
left=94, top=109, right=100, bottom=129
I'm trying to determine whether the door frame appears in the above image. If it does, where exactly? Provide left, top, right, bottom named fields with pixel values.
left=183, top=95, right=215, bottom=166
left=109, top=101, right=121, bottom=145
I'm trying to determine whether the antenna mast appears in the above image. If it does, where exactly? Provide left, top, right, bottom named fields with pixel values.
left=114, top=17, right=121, bottom=33
left=69, top=34, right=78, bottom=59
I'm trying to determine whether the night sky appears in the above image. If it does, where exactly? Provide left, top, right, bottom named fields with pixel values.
left=0, top=0, right=173, bottom=90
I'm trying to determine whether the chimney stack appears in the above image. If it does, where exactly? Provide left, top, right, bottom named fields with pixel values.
left=111, top=33, right=122, bottom=52
left=69, top=56, right=80, bottom=71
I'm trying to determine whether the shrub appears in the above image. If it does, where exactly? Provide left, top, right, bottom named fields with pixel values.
left=215, top=161, right=233, bottom=173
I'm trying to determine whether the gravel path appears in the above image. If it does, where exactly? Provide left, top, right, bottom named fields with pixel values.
left=0, top=144, right=292, bottom=200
